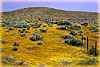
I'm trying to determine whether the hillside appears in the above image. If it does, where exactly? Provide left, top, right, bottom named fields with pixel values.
left=2, top=7, right=99, bottom=24
left=0, top=7, right=100, bottom=67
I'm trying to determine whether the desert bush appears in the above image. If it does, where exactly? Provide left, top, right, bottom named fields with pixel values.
left=57, top=20, right=72, bottom=26
left=9, top=27, right=14, bottom=30
left=1, top=24, right=6, bottom=27
left=43, top=25, right=47, bottom=27
left=37, top=41, right=43, bottom=45
left=1, top=47, right=5, bottom=52
left=34, top=29, right=39, bottom=33
left=81, top=22, right=88, bottom=27
left=38, top=64, right=46, bottom=67
left=78, top=30, right=83, bottom=33
left=29, top=23, right=34, bottom=27
left=56, top=26, right=66, bottom=30
left=13, top=61, right=24, bottom=66
left=78, top=58, right=98, bottom=65
left=70, top=24, right=81, bottom=30
left=25, top=30, right=30, bottom=33
left=40, top=28, right=48, bottom=32
left=89, top=26, right=99, bottom=32
left=11, top=32, right=15, bottom=35
left=18, top=29, right=24, bottom=33
left=64, top=38, right=83, bottom=46
left=1, top=55, right=15, bottom=65
left=62, top=34, right=73, bottom=39
left=34, top=22, right=42, bottom=27
left=6, top=30, right=10, bottom=32
left=60, top=61, right=72, bottom=66
left=81, top=36, right=87, bottom=40
left=1, top=39, right=6, bottom=43
left=12, top=47, right=18, bottom=51
left=20, top=33, right=26, bottom=37
left=87, top=47, right=98, bottom=56
left=22, top=29, right=26, bottom=31
left=13, top=61, right=27, bottom=66
left=18, top=25, right=24, bottom=28
left=14, top=42, right=19, bottom=46
left=69, top=30, right=77, bottom=35
left=29, top=34, right=43, bottom=41
left=48, top=24, right=53, bottom=27
left=32, top=26, right=38, bottom=28
left=95, top=35, right=99, bottom=38
left=27, top=26, right=30, bottom=30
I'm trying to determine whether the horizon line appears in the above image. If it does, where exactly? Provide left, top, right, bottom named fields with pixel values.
left=1, top=7, right=99, bottom=13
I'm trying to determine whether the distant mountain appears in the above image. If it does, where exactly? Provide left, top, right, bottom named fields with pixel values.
left=2, top=7, right=99, bottom=24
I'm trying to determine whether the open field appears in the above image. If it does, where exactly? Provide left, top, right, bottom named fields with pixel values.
left=0, top=7, right=100, bottom=67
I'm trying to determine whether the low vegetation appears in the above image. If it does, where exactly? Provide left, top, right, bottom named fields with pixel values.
left=0, top=7, right=99, bottom=67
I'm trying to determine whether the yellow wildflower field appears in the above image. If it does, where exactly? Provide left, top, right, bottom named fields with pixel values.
left=0, top=22, right=100, bottom=67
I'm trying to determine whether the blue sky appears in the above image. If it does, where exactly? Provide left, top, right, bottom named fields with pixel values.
left=2, top=1, right=99, bottom=13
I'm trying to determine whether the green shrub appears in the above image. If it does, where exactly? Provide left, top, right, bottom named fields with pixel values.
left=38, top=64, right=46, bottom=67
left=18, top=29, right=24, bottom=33
left=11, top=32, right=15, bottom=35
left=40, top=28, right=48, bottom=32
left=64, top=38, right=83, bottom=46
left=12, top=47, right=18, bottom=51
left=62, top=34, right=73, bottom=39
left=69, top=30, right=77, bottom=35
left=81, top=22, right=88, bottom=26
left=22, top=29, right=26, bottom=31
left=89, top=26, right=99, bottom=32
left=60, top=61, right=72, bottom=66
left=27, top=26, right=30, bottom=30
left=71, top=24, right=81, bottom=30
left=13, top=61, right=24, bottom=66
left=29, top=34, right=43, bottom=41
left=87, top=47, right=98, bottom=56
left=81, top=36, right=87, bottom=40
left=78, top=30, right=83, bottom=33
left=56, top=26, right=66, bottom=30
left=1, top=24, right=6, bottom=27
left=1, top=39, right=6, bottom=43
left=57, top=20, right=72, bottom=26
left=17, top=25, right=23, bottom=28
left=9, top=27, right=14, bottom=30
left=14, top=42, right=19, bottom=46
left=34, top=29, right=39, bottom=33
left=1, top=47, right=5, bottom=52
left=37, top=41, right=43, bottom=45
left=78, top=58, right=98, bottom=65
left=32, top=26, right=38, bottom=28
left=25, top=30, right=30, bottom=33
left=6, top=30, right=10, bottom=32
left=48, top=24, right=53, bottom=27
left=20, top=33, right=26, bottom=37
left=43, top=25, right=47, bottom=27
left=1, top=55, right=15, bottom=65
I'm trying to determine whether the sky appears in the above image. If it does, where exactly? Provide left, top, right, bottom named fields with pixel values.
left=1, top=1, right=99, bottom=13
